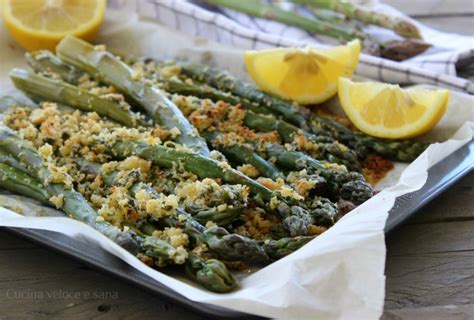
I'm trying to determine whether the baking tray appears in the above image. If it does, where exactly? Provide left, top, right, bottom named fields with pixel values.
left=2, top=139, right=473, bottom=319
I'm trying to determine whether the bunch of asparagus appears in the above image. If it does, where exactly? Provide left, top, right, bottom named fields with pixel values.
left=203, top=0, right=430, bottom=61
left=0, top=36, right=425, bottom=293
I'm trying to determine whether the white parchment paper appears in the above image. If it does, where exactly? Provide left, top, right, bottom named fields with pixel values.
left=0, top=7, right=473, bottom=320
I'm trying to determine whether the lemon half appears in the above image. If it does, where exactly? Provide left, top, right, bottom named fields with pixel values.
left=338, top=77, right=450, bottom=139
left=245, top=40, right=361, bottom=105
left=3, top=0, right=106, bottom=51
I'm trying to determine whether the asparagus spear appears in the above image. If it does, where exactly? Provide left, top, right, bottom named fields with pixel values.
left=205, top=0, right=366, bottom=41
left=0, top=126, right=140, bottom=254
left=0, top=163, right=50, bottom=203
left=178, top=62, right=312, bottom=130
left=56, top=36, right=210, bottom=157
left=203, top=131, right=283, bottom=180
left=259, top=236, right=314, bottom=260
left=262, top=143, right=373, bottom=204
left=295, top=0, right=422, bottom=39
left=9, top=68, right=145, bottom=128
left=311, top=114, right=427, bottom=162
left=76, top=158, right=243, bottom=227
left=185, top=254, right=236, bottom=293
left=25, top=50, right=84, bottom=84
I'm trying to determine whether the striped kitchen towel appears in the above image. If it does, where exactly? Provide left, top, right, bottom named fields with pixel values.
left=110, top=0, right=474, bottom=94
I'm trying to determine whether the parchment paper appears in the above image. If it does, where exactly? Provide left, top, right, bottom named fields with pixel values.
left=0, top=6, right=473, bottom=320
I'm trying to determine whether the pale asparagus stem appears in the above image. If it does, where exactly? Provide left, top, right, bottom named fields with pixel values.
left=0, top=163, right=50, bottom=203
left=9, top=68, right=143, bottom=127
left=26, top=51, right=83, bottom=84
left=295, top=0, right=422, bottom=39
left=56, top=35, right=210, bottom=157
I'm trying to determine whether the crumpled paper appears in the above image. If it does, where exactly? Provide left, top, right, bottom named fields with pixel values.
left=0, top=6, right=473, bottom=320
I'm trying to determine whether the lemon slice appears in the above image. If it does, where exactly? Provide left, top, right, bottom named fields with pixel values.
left=244, top=40, right=360, bottom=105
left=3, top=0, right=106, bottom=51
left=338, top=77, right=450, bottom=139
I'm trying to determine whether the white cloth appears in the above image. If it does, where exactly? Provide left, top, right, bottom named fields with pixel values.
left=128, top=0, right=474, bottom=94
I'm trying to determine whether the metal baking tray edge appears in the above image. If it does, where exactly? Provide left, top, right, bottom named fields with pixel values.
left=2, top=140, right=473, bottom=318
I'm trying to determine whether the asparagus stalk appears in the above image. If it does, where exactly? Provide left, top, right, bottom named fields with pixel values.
left=311, top=114, right=427, bottom=162
left=56, top=36, right=210, bottom=157
left=205, top=0, right=366, bottom=41
left=0, top=126, right=140, bottom=254
left=25, top=50, right=84, bottom=84
left=205, top=0, right=428, bottom=60
left=185, top=254, right=237, bottom=293
left=259, top=236, right=314, bottom=260
left=296, top=0, right=422, bottom=39
left=132, top=185, right=270, bottom=265
left=76, top=158, right=243, bottom=227
left=262, top=143, right=373, bottom=204
left=9, top=68, right=145, bottom=128
left=0, top=163, right=50, bottom=203
left=178, top=62, right=312, bottom=130
left=203, top=131, right=283, bottom=180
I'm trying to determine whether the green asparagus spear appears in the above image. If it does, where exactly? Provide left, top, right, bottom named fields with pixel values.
left=56, top=35, right=210, bottom=157
left=259, top=236, right=314, bottom=260
left=205, top=0, right=366, bottom=41
left=262, top=143, right=373, bottom=204
left=177, top=62, right=311, bottom=130
left=76, top=158, right=243, bottom=227
left=311, top=114, right=427, bottom=161
left=0, top=126, right=140, bottom=254
left=203, top=131, right=283, bottom=180
left=294, top=0, right=422, bottom=39
left=185, top=254, right=236, bottom=293
left=0, top=163, right=50, bottom=203
left=9, top=68, right=145, bottom=128
left=26, top=50, right=84, bottom=84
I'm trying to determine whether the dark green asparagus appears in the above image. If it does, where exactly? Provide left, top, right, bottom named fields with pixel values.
left=185, top=254, right=237, bottom=293
left=311, top=114, right=428, bottom=161
left=56, top=35, right=210, bottom=157
left=262, top=143, right=373, bottom=204
left=178, top=62, right=311, bottom=130
left=203, top=131, right=283, bottom=180
left=259, top=236, right=314, bottom=260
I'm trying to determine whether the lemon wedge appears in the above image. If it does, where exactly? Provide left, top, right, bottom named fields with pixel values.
left=3, top=0, right=106, bottom=51
left=338, top=77, right=450, bottom=139
left=244, top=40, right=360, bottom=105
